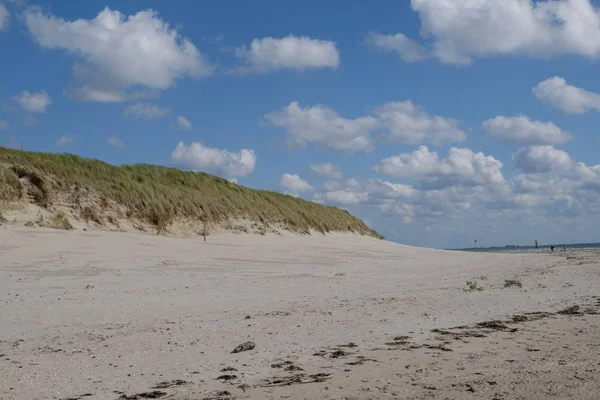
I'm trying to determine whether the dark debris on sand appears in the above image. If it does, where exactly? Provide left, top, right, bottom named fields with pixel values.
left=271, top=361, right=294, bottom=368
left=216, top=374, right=238, bottom=381
left=201, top=390, right=236, bottom=400
left=118, top=391, right=167, bottom=400
left=151, top=379, right=190, bottom=389
left=557, top=305, right=582, bottom=315
left=260, top=373, right=332, bottom=387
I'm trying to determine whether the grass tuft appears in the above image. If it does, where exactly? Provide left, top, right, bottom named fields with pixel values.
left=50, top=212, right=74, bottom=230
left=0, top=164, right=22, bottom=202
left=465, top=281, right=484, bottom=292
left=504, top=279, right=523, bottom=288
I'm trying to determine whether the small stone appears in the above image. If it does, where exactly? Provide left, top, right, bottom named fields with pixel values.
left=231, top=341, right=255, bottom=353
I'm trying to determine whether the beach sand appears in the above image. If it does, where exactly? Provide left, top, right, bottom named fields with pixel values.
left=1, top=227, right=599, bottom=399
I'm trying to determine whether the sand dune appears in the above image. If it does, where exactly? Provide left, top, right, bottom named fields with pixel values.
left=1, top=227, right=599, bottom=399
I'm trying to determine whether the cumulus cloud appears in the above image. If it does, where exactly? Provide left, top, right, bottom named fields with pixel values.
left=309, top=163, right=344, bottom=180
left=264, top=100, right=464, bottom=153
left=264, top=102, right=377, bottom=153
left=13, top=90, right=52, bottom=113
left=174, top=115, right=192, bottom=130
left=483, top=115, right=572, bottom=146
left=235, top=35, right=340, bottom=73
left=533, top=77, right=600, bottom=114
left=0, top=120, right=9, bottom=130
left=367, top=32, right=429, bottom=62
left=64, top=86, right=125, bottom=103
left=108, top=136, right=124, bottom=149
left=24, top=7, right=212, bottom=102
left=306, top=145, right=600, bottom=247
left=325, top=190, right=369, bottom=206
left=373, top=146, right=505, bottom=188
left=279, top=173, right=313, bottom=196
left=513, top=146, right=574, bottom=173
left=0, top=4, right=9, bottom=31
left=376, top=101, right=466, bottom=145
left=378, top=0, right=600, bottom=65
left=123, top=103, right=170, bottom=119
left=171, top=141, right=256, bottom=179
left=54, top=135, right=75, bottom=147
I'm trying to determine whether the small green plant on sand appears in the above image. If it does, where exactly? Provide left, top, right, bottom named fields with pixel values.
left=504, top=279, right=523, bottom=288
left=335, top=272, right=346, bottom=277
left=465, top=281, right=484, bottom=292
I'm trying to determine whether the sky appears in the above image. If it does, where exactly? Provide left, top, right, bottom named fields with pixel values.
left=1, top=0, right=600, bottom=249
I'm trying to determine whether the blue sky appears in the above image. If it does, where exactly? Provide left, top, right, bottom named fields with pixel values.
left=2, top=0, right=600, bottom=248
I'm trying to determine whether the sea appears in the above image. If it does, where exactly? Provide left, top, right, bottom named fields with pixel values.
left=453, top=243, right=600, bottom=254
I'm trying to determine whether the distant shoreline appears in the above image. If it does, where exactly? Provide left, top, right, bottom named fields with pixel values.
left=451, top=242, right=600, bottom=253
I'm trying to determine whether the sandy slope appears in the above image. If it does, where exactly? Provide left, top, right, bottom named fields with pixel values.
left=1, top=227, right=599, bottom=399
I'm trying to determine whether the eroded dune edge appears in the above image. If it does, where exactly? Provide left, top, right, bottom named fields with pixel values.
left=0, top=147, right=380, bottom=239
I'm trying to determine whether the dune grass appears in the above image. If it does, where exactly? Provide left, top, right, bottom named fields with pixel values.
left=0, top=147, right=381, bottom=237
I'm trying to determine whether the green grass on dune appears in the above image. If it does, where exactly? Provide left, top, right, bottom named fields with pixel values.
left=0, top=147, right=381, bottom=237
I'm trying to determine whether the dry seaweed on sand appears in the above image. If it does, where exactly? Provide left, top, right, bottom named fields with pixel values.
left=216, top=374, right=238, bottom=381
left=557, top=305, right=582, bottom=315
left=118, top=392, right=167, bottom=400
left=151, top=379, right=190, bottom=389
left=271, top=361, right=294, bottom=368
left=260, top=373, right=332, bottom=387
left=476, top=320, right=517, bottom=332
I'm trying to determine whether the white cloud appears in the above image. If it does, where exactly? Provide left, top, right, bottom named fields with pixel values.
left=376, top=101, right=466, bottom=145
left=533, top=76, right=600, bottom=114
left=54, top=135, right=75, bottom=147
left=174, top=115, right=192, bottom=130
left=513, top=146, right=574, bottom=173
left=367, top=32, right=429, bottom=62
left=483, top=115, right=572, bottom=146
left=373, top=145, right=505, bottom=188
left=235, top=35, right=340, bottom=73
left=279, top=173, right=313, bottom=196
left=171, top=141, right=256, bottom=179
left=24, top=116, right=38, bottom=127
left=264, top=100, right=464, bottom=153
left=64, top=85, right=161, bottom=103
left=305, top=146, right=600, bottom=248
left=309, top=163, right=344, bottom=180
left=0, top=4, right=9, bottom=31
left=108, top=136, right=124, bottom=149
left=264, top=102, right=377, bottom=153
left=0, top=120, right=9, bottom=130
left=325, top=190, right=369, bottom=205
left=13, top=90, right=52, bottom=113
left=24, top=7, right=212, bottom=102
left=376, top=181, right=418, bottom=199
left=123, top=103, right=170, bottom=119
left=64, top=86, right=126, bottom=103
left=323, top=181, right=342, bottom=191
left=390, top=0, right=600, bottom=65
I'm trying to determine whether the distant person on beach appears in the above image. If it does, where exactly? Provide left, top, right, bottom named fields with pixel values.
left=551, top=246, right=554, bottom=252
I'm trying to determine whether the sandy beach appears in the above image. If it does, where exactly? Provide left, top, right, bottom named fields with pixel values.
left=1, top=227, right=599, bottom=399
